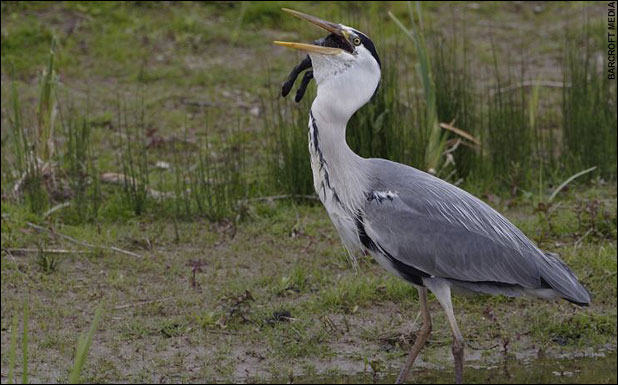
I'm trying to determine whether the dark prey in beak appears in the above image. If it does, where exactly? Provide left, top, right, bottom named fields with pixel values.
left=281, top=56, right=313, bottom=103
left=281, top=32, right=353, bottom=103
left=281, top=37, right=327, bottom=102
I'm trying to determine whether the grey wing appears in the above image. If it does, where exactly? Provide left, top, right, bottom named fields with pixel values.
left=361, top=159, right=590, bottom=304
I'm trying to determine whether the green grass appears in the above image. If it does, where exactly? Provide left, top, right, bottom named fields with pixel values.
left=0, top=184, right=616, bottom=382
left=8, top=313, right=19, bottom=384
left=69, top=303, right=104, bottom=384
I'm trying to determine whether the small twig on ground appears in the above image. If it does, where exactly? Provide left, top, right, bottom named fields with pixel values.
left=240, top=194, right=319, bottom=203
left=25, top=222, right=142, bottom=258
left=2, top=248, right=89, bottom=255
left=204, top=330, right=238, bottom=336
left=467, top=341, right=501, bottom=351
left=100, top=172, right=177, bottom=199
left=439, top=122, right=481, bottom=146
left=179, top=97, right=217, bottom=108
left=494, top=80, right=571, bottom=94
left=114, top=297, right=176, bottom=310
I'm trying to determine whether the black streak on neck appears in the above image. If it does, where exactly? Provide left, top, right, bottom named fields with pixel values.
left=310, top=111, right=341, bottom=205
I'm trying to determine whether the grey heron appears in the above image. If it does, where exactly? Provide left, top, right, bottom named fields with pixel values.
left=274, top=8, right=591, bottom=384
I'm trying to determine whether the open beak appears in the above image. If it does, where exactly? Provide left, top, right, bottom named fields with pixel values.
left=274, top=8, right=348, bottom=55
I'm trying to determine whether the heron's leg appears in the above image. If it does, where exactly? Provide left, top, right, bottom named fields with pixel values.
left=425, top=279, right=465, bottom=384
left=395, top=286, right=432, bottom=384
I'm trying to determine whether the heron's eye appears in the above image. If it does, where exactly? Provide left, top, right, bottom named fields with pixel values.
left=352, top=37, right=361, bottom=46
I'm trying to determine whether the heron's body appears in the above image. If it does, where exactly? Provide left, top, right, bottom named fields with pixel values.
left=276, top=9, right=590, bottom=383
left=307, top=72, right=589, bottom=306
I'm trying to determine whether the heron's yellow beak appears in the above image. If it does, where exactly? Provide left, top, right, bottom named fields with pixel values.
left=273, top=8, right=347, bottom=55
left=273, top=41, right=344, bottom=55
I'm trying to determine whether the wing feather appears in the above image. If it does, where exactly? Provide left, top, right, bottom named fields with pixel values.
left=362, top=159, right=590, bottom=304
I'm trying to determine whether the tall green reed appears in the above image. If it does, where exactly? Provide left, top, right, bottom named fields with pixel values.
left=430, top=32, right=480, bottom=181
left=116, top=96, right=149, bottom=216
left=263, top=83, right=315, bottom=197
left=36, top=37, right=58, bottom=163
left=562, top=28, right=617, bottom=179
left=7, top=76, right=48, bottom=214
left=483, top=59, right=532, bottom=188
left=115, top=102, right=247, bottom=221
left=60, top=104, right=101, bottom=223
left=183, top=124, right=247, bottom=221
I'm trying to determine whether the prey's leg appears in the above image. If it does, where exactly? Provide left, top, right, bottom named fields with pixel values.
left=281, top=55, right=312, bottom=97
left=396, top=286, right=432, bottom=384
left=295, top=70, right=314, bottom=102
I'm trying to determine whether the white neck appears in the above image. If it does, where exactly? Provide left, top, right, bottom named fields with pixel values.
left=306, top=48, right=381, bottom=212
left=310, top=90, right=367, bottom=212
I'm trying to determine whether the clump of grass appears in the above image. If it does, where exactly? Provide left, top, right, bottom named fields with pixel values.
left=195, top=311, right=223, bottom=329
left=61, top=105, right=100, bottom=223
left=273, top=265, right=308, bottom=296
left=263, top=84, right=314, bottom=197
left=18, top=36, right=59, bottom=214
left=482, top=66, right=532, bottom=188
left=193, top=126, right=246, bottom=221
left=7, top=300, right=29, bottom=385
left=36, top=37, right=58, bottom=163
left=36, top=244, right=61, bottom=273
left=5, top=38, right=103, bottom=221
left=117, top=96, right=150, bottom=216
left=6, top=77, right=49, bottom=214
left=172, top=121, right=247, bottom=221
left=318, top=275, right=382, bottom=313
left=430, top=31, right=480, bottom=182
left=158, top=319, right=188, bottom=338
left=532, top=310, right=617, bottom=346
left=562, top=28, right=617, bottom=179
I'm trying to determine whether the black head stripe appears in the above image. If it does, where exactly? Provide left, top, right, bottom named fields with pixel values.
left=356, top=31, right=381, bottom=68
left=354, top=30, right=381, bottom=99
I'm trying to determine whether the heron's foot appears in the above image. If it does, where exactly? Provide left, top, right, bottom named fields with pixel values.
left=452, top=339, right=464, bottom=384
left=395, top=323, right=432, bottom=384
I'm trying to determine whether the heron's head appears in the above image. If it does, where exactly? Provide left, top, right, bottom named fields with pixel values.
left=275, top=9, right=381, bottom=118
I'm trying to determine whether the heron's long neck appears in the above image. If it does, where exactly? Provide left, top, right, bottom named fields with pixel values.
left=309, top=93, right=367, bottom=210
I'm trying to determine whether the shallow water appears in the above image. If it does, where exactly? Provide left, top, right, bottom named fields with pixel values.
left=289, top=352, right=617, bottom=384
